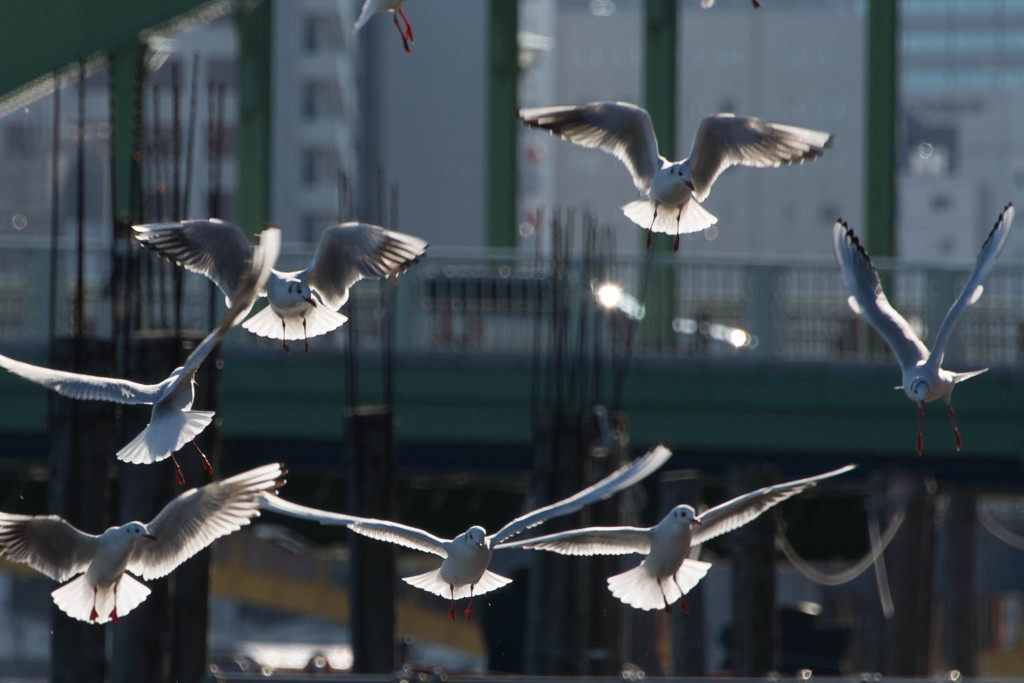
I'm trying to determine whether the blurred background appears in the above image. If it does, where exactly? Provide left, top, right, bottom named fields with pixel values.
left=0, top=0, right=1023, bottom=680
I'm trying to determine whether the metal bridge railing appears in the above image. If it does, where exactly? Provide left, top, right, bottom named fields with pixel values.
left=2, top=238, right=1023, bottom=368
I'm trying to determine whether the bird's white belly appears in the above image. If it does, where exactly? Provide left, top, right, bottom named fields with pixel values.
left=439, top=547, right=492, bottom=587
left=643, top=541, right=689, bottom=579
left=650, top=172, right=692, bottom=207
left=86, top=551, right=130, bottom=587
left=268, top=296, right=314, bottom=319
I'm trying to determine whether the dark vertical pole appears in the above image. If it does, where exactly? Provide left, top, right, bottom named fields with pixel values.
left=487, top=0, right=518, bottom=247
left=236, top=0, right=273, bottom=234
left=883, top=472, right=935, bottom=675
left=48, top=72, right=61, bottom=348
left=667, top=471, right=705, bottom=676
left=942, top=486, right=977, bottom=674
left=643, top=0, right=678, bottom=352
left=866, top=0, right=897, bottom=257
left=49, top=61, right=113, bottom=683
left=346, top=407, right=397, bottom=673
left=729, top=467, right=777, bottom=676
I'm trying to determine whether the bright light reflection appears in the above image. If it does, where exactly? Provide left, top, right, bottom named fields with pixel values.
left=240, top=641, right=353, bottom=673
left=596, top=283, right=622, bottom=309
left=672, top=317, right=757, bottom=350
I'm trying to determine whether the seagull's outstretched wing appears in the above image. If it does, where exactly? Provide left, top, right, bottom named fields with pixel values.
left=518, top=102, right=661, bottom=193
left=488, top=445, right=672, bottom=545
left=928, top=203, right=1014, bottom=366
left=497, top=526, right=653, bottom=556
left=691, top=465, right=855, bottom=546
left=833, top=220, right=929, bottom=372
left=302, top=223, right=428, bottom=310
left=169, top=227, right=281, bottom=392
left=258, top=493, right=450, bottom=558
left=0, top=353, right=164, bottom=404
left=127, top=462, right=285, bottom=580
left=0, top=513, right=99, bottom=582
left=132, top=219, right=255, bottom=305
left=687, top=114, right=832, bottom=201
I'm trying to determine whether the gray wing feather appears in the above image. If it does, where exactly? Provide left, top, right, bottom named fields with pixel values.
left=132, top=219, right=255, bottom=304
left=0, top=353, right=164, bottom=404
left=0, top=513, right=98, bottom=582
left=303, top=223, right=428, bottom=311
left=928, top=203, right=1014, bottom=367
left=497, top=527, right=653, bottom=556
left=691, top=465, right=855, bottom=546
left=687, top=114, right=832, bottom=201
left=258, top=493, right=449, bottom=558
left=127, top=463, right=286, bottom=580
left=518, top=102, right=661, bottom=193
left=832, top=220, right=928, bottom=372
left=489, top=445, right=672, bottom=545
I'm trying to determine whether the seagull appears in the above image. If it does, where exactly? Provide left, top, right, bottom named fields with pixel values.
left=0, top=462, right=285, bottom=624
left=0, top=228, right=280, bottom=484
left=518, top=102, right=832, bottom=252
left=833, top=203, right=1013, bottom=454
left=133, top=219, right=428, bottom=355
left=502, top=464, right=855, bottom=612
left=355, top=0, right=414, bottom=53
left=701, top=0, right=762, bottom=7
left=259, top=445, right=673, bottom=620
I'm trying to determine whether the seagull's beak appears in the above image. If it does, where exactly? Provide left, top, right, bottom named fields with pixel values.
left=305, top=296, right=316, bottom=307
left=692, top=518, right=702, bottom=526
left=684, top=179, right=695, bottom=192
left=144, top=534, right=157, bottom=541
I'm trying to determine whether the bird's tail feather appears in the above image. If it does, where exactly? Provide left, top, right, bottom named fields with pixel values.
left=52, top=573, right=152, bottom=624
left=621, top=200, right=718, bottom=235
left=241, top=306, right=348, bottom=341
left=607, top=559, right=711, bottom=611
left=115, top=411, right=215, bottom=465
left=403, top=568, right=512, bottom=600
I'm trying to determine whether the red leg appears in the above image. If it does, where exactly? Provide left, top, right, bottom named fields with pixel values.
left=282, top=320, right=291, bottom=354
left=303, top=318, right=310, bottom=355
left=674, top=206, right=683, bottom=253
left=109, top=583, right=118, bottom=623
left=948, top=403, right=963, bottom=452
left=399, top=6, right=415, bottom=41
left=192, top=440, right=213, bottom=474
left=916, top=403, right=924, bottom=455
left=672, top=576, right=691, bottom=613
left=647, top=206, right=659, bottom=248
left=660, top=581, right=671, bottom=613
left=171, top=454, right=186, bottom=486
left=752, top=0, right=761, bottom=7
left=464, top=586, right=475, bottom=620
left=393, top=13, right=411, bottom=53
left=448, top=585, right=456, bottom=621
left=89, top=586, right=99, bottom=622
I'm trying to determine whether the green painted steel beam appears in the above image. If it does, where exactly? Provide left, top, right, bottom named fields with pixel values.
left=235, top=0, right=273, bottom=236
left=866, top=0, right=897, bottom=257
left=109, top=44, right=146, bottom=225
left=0, top=1, right=220, bottom=108
left=486, top=0, right=518, bottom=248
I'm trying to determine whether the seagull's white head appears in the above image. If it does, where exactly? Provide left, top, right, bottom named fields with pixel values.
left=464, top=526, right=487, bottom=549
left=906, top=376, right=930, bottom=403
left=669, top=504, right=700, bottom=527
left=672, top=163, right=696, bottom=192
left=122, top=522, right=157, bottom=542
left=286, top=281, right=316, bottom=307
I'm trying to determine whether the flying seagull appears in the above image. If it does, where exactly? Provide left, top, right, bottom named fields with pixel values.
left=833, top=203, right=1013, bottom=454
left=0, top=462, right=285, bottom=624
left=0, top=228, right=279, bottom=483
left=518, top=102, right=831, bottom=252
left=259, top=445, right=672, bottom=620
left=133, top=219, right=427, bottom=355
left=355, top=0, right=414, bottom=53
left=502, top=464, right=855, bottom=612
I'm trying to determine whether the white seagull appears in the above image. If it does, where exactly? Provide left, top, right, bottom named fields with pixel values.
left=502, top=464, right=855, bottom=612
left=833, top=203, right=1013, bottom=454
left=518, top=102, right=832, bottom=252
left=355, top=0, right=414, bottom=53
left=0, top=228, right=280, bottom=483
left=0, top=462, right=285, bottom=624
left=133, top=219, right=427, bottom=355
left=259, top=445, right=672, bottom=620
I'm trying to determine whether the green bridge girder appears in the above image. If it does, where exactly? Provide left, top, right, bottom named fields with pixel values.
left=1, top=351, right=1022, bottom=461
